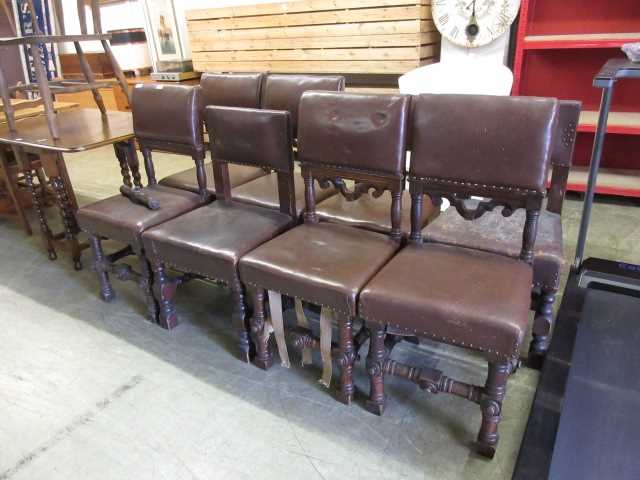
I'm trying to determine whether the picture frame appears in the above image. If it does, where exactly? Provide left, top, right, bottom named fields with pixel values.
left=141, top=0, right=189, bottom=71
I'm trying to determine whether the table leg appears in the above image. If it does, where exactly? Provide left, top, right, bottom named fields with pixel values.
left=55, top=152, right=78, bottom=211
left=34, top=167, right=50, bottom=205
left=14, top=147, right=57, bottom=259
left=41, top=152, right=83, bottom=270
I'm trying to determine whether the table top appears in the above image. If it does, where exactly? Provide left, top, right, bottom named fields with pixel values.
left=0, top=108, right=134, bottom=153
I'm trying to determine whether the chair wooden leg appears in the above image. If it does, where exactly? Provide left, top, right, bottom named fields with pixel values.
left=476, top=362, right=510, bottom=459
left=251, top=287, right=273, bottom=370
left=135, top=248, right=158, bottom=322
left=337, top=314, right=356, bottom=405
left=365, top=323, right=387, bottom=416
left=528, top=288, right=556, bottom=369
left=74, top=41, right=107, bottom=115
left=89, top=234, right=114, bottom=302
left=0, top=66, right=17, bottom=131
left=152, top=260, right=178, bottom=329
left=29, top=42, right=59, bottom=139
left=230, top=278, right=254, bottom=363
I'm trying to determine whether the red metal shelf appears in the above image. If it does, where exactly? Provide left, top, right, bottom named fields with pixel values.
left=523, top=32, right=640, bottom=50
left=578, top=111, right=640, bottom=135
left=513, top=0, right=640, bottom=197
left=566, top=167, right=640, bottom=197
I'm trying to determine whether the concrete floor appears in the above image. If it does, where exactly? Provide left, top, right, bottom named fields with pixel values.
left=1, top=146, right=639, bottom=479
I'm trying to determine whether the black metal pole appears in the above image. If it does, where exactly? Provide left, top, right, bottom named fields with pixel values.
left=573, top=85, right=615, bottom=271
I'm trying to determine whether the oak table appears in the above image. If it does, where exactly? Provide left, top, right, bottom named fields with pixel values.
left=0, top=99, right=78, bottom=233
left=0, top=108, right=139, bottom=269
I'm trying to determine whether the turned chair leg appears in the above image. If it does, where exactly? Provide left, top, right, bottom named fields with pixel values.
left=528, top=288, right=556, bottom=369
left=337, top=314, right=356, bottom=405
left=24, top=165, right=56, bottom=260
left=476, top=361, right=510, bottom=459
left=230, top=278, right=254, bottom=363
left=365, top=323, right=387, bottom=416
left=250, top=288, right=273, bottom=370
left=152, top=260, right=178, bottom=329
left=135, top=247, right=158, bottom=322
left=89, top=234, right=114, bottom=302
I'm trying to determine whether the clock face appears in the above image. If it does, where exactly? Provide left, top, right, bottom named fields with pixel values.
left=432, top=0, right=521, bottom=48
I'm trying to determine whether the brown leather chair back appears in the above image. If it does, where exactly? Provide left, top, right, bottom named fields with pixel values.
left=205, top=105, right=296, bottom=218
left=131, top=83, right=207, bottom=196
left=260, top=74, right=345, bottom=138
left=297, top=91, right=411, bottom=240
left=199, top=73, right=264, bottom=114
left=411, top=94, right=558, bottom=193
left=132, top=83, right=204, bottom=156
left=547, top=100, right=581, bottom=214
left=409, top=93, right=559, bottom=262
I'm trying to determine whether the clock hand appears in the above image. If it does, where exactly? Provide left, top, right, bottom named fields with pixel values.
left=465, top=0, right=480, bottom=38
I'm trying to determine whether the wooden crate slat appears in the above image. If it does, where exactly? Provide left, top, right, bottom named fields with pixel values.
left=187, top=0, right=439, bottom=77
left=193, top=58, right=436, bottom=74
left=187, top=0, right=430, bottom=21
left=188, top=20, right=434, bottom=42
left=194, top=44, right=436, bottom=62
left=190, top=32, right=439, bottom=52
left=188, top=5, right=431, bottom=32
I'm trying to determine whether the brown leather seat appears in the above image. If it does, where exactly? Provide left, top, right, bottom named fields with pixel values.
left=158, top=72, right=268, bottom=195
left=77, top=83, right=208, bottom=318
left=420, top=101, right=580, bottom=367
left=141, top=105, right=298, bottom=363
left=77, top=184, right=202, bottom=248
left=424, top=206, right=563, bottom=291
left=240, top=222, right=399, bottom=316
left=359, top=243, right=532, bottom=361
left=239, top=91, right=411, bottom=404
left=78, top=84, right=208, bottom=249
left=358, top=93, right=559, bottom=458
left=231, top=170, right=335, bottom=216
left=160, top=162, right=266, bottom=195
left=316, top=189, right=438, bottom=236
left=143, top=201, right=292, bottom=283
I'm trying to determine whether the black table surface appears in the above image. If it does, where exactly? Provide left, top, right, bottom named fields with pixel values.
left=548, top=288, right=640, bottom=479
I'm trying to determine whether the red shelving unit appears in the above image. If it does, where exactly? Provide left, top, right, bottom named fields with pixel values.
left=513, top=0, right=640, bottom=197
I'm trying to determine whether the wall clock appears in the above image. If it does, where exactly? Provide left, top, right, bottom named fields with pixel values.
left=432, top=0, right=521, bottom=48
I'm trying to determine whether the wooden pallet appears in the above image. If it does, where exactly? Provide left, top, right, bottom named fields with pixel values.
left=187, top=0, right=438, bottom=75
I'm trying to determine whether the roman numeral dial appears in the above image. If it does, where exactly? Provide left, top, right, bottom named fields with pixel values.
left=432, top=0, right=521, bottom=48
